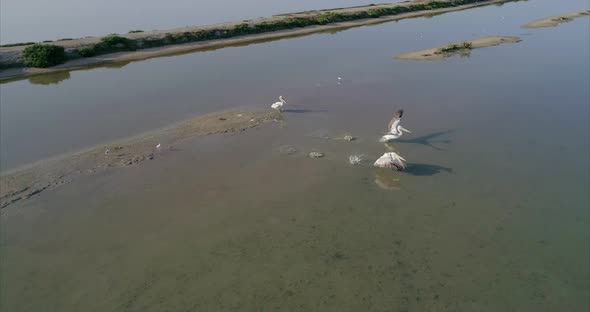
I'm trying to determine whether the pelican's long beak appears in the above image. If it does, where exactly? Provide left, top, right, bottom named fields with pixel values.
left=398, top=155, right=407, bottom=162
left=400, top=127, right=411, bottom=133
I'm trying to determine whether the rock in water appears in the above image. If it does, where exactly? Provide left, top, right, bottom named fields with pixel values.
left=343, top=135, right=356, bottom=142
left=278, top=145, right=297, bottom=155
left=373, top=152, right=406, bottom=170
left=349, top=155, right=363, bottom=165
left=308, top=151, right=324, bottom=159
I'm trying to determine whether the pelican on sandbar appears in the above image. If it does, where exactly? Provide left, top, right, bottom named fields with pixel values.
left=374, top=152, right=406, bottom=171
left=379, top=109, right=411, bottom=142
left=271, top=96, right=287, bottom=111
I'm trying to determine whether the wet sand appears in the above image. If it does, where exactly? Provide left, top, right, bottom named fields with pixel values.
left=0, top=109, right=282, bottom=209
left=394, top=36, right=521, bottom=61
left=523, top=10, right=590, bottom=28
left=0, top=0, right=516, bottom=81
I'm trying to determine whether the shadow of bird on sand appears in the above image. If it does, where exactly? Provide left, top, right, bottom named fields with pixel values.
left=283, top=109, right=328, bottom=114
left=405, top=163, right=453, bottom=176
left=396, top=130, right=453, bottom=151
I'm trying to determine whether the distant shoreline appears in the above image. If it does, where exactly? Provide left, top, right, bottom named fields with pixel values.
left=0, top=0, right=516, bottom=81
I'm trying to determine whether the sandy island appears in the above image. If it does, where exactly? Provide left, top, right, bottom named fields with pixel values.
left=0, top=109, right=282, bottom=209
left=523, top=10, right=590, bottom=28
left=394, top=36, right=521, bottom=61
left=0, top=0, right=518, bottom=81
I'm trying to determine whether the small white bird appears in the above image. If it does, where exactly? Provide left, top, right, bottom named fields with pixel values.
left=379, top=109, right=411, bottom=142
left=373, top=152, right=406, bottom=171
left=156, top=143, right=161, bottom=149
left=271, top=96, right=287, bottom=111
left=337, top=77, right=342, bottom=80
left=104, top=148, right=110, bottom=155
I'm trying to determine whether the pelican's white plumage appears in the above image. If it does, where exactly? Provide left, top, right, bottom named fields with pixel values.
left=271, top=96, right=287, bottom=111
left=379, top=109, right=411, bottom=142
left=373, top=152, right=406, bottom=171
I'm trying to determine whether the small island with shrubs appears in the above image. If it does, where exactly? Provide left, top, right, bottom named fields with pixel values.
left=395, top=36, right=521, bottom=61
left=523, top=10, right=590, bottom=28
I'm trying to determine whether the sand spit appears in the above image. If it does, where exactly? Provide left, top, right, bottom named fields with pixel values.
left=523, top=10, right=590, bottom=28
left=395, top=36, right=521, bottom=61
left=0, top=109, right=282, bottom=210
left=0, top=0, right=518, bottom=81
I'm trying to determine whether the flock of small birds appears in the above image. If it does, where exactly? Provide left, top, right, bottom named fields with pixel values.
left=270, top=77, right=411, bottom=171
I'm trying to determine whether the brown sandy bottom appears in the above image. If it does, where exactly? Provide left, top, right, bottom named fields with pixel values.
left=523, top=10, right=590, bottom=28
left=0, top=109, right=282, bottom=209
left=394, top=36, right=521, bottom=61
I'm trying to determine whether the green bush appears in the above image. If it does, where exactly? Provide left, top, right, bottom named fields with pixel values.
left=101, top=34, right=129, bottom=46
left=128, top=30, right=144, bottom=33
left=99, top=34, right=136, bottom=51
left=22, top=44, right=66, bottom=68
left=233, top=23, right=250, bottom=33
left=78, top=45, right=96, bottom=57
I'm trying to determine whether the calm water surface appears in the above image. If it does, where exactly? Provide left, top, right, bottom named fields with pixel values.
left=1, top=0, right=589, bottom=311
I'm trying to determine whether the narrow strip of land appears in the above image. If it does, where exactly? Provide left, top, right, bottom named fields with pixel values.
left=0, top=109, right=282, bottom=210
left=0, top=0, right=517, bottom=81
left=523, top=10, right=590, bottom=28
left=394, top=36, right=521, bottom=61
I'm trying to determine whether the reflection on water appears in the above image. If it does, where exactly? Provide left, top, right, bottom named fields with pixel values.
left=0, top=0, right=589, bottom=311
left=374, top=169, right=401, bottom=190
left=27, top=71, right=71, bottom=85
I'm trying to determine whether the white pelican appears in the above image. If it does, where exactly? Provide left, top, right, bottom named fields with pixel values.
left=379, top=109, right=411, bottom=142
left=156, top=143, right=161, bottom=149
left=373, top=152, right=406, bottom=171
left=271, top=96, right=287, bottom=111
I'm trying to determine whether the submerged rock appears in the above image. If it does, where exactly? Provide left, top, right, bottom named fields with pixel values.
left=348, top=155, right=363, bottom=165
left=278, top=145, right=298, bottom=155
left=308, top=151, right=324, bottom=159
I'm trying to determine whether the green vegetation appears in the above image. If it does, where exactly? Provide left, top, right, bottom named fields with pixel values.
left=22, top=44, right=66, bottom=68
left=78, top=45, right=97, bottom=57
left=57, top=38, right=74, bottom=41
left=438, top=42, right=473, bottom=53
left=128, top=30, right=144, bottom=33
left=99, top=34, right=136, bottom=51
left=0, top=42, right=36, bottom=48
left=100, top=34, right=129, bottom=46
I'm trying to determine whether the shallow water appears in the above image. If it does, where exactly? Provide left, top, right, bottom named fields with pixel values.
left=1, top=0, right=589, bottom=311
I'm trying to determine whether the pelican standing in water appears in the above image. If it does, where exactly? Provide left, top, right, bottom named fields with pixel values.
left=379, top=109, right=411, bottom=142
left=373, top=152, right=406, bottom=171
left=271, top=96, right=287, bottom=112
